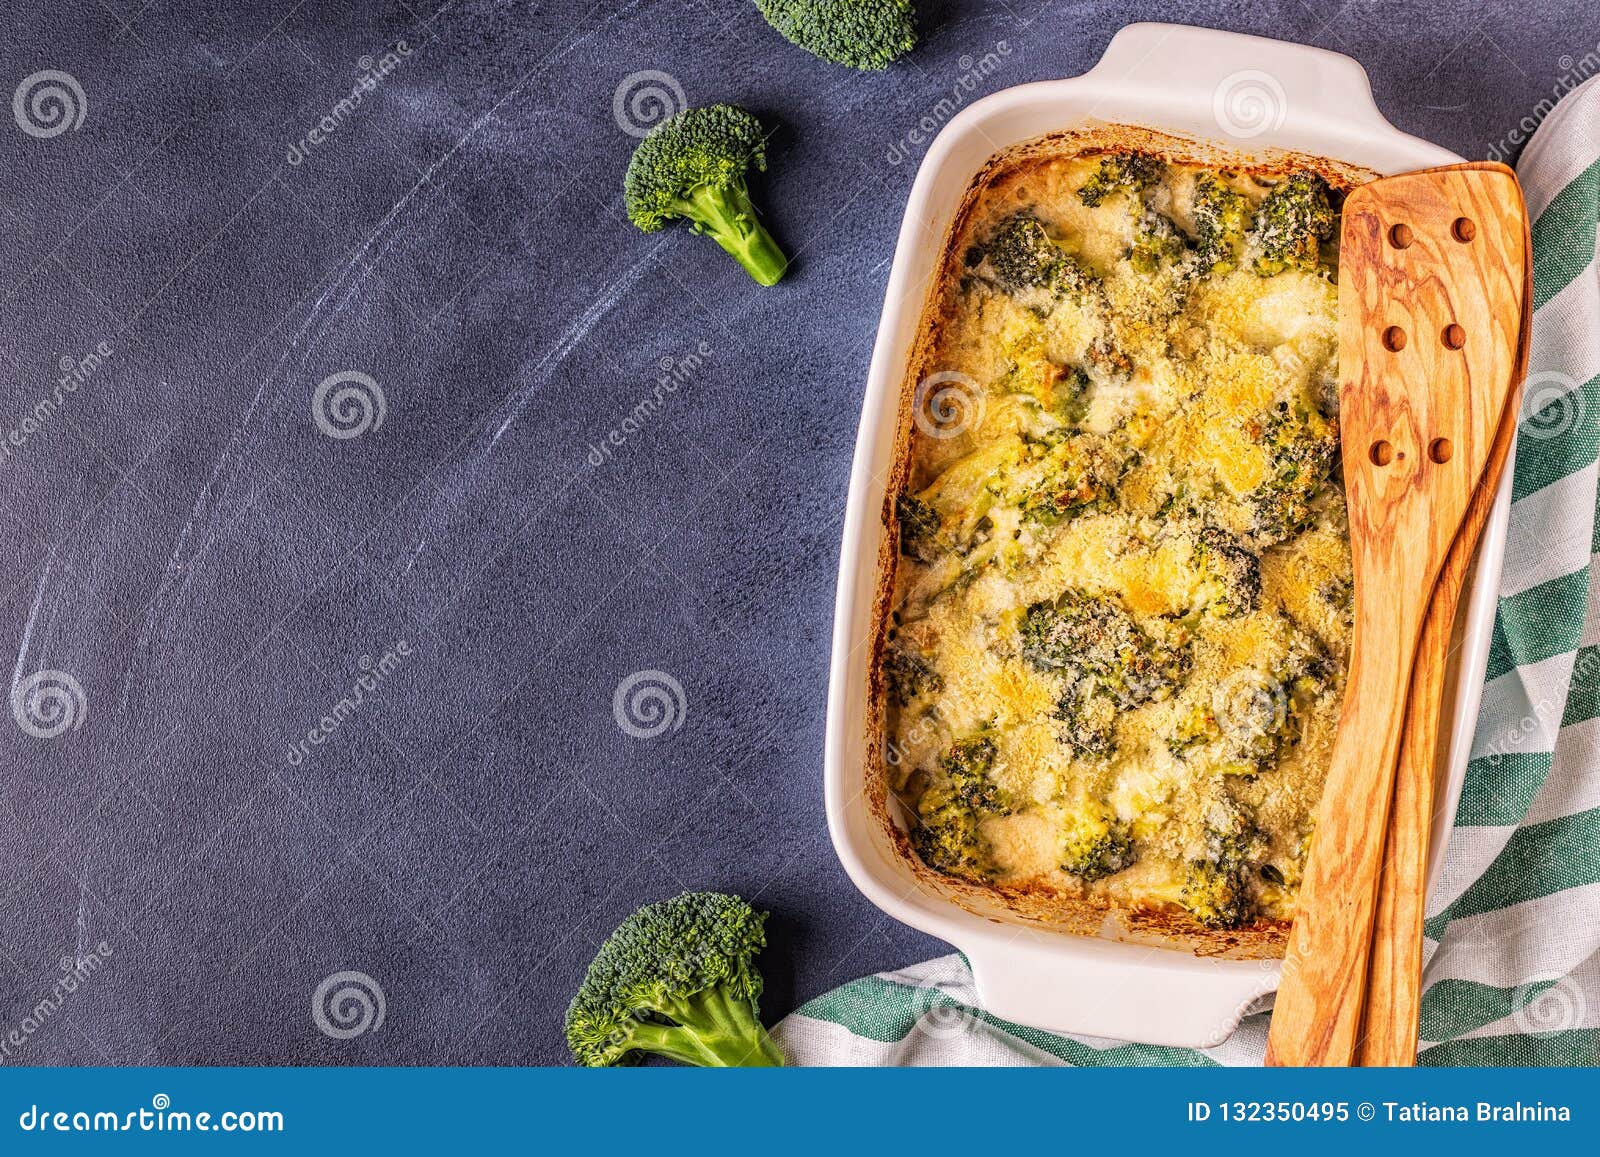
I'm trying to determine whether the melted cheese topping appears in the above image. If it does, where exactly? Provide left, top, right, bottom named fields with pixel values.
left=885, top=153, right=1352, bottom=928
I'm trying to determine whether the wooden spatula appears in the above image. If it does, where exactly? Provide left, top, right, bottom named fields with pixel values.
left=1356, top=166, right=1533, bottom=1066
left=1266, top=163, right=1530, bottom=1067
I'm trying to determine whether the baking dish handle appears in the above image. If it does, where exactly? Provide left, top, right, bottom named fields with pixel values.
left=964, top=929, right=1280, bottom=1050
left=1081, top=22, right=1397, bottom=143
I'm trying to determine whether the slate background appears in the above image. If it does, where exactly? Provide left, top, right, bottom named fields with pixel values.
left=0, top=0, right=1592, bottom=1065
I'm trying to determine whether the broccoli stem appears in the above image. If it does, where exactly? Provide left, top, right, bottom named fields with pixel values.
left=632, top=986, right=786, bottom=1067
left=678, top=182, right=789, bottom=286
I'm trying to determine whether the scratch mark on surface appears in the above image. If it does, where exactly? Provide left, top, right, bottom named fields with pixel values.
left=396, top=239, right=672, bottom=587
left=12, top=552, right=55, bottom=695
left=493, top=244, right=667, bottom=446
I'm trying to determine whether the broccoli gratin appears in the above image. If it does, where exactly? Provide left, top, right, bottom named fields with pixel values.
left=881, top=141, right=1356, bottom=945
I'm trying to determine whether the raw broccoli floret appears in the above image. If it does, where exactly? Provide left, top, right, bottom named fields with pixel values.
left=884, top=647, right=942, bottom=706
left=565, top=891, right=784, bottom=1067
left=1020, top=589, right=1188, bottom=710
left=754, top=0, right=917, bottom=70
left=1077, top=152, right=1160, bottom=208
left=1251, top=173, right=1335, bottom=277
left=1060, top=811, right=1137, bottom=881
left=896, top=492, right=945, bottom=562
left=1192, top=525, right=1261, bottom=617
left=983, top=214, right=1096, bottom=301
left=1246, top=401, right=1340, bottom=545
left=624, top=104, right=789, bottom=286
left=1128, top=208, right=1186, bottom=274
left=1181, top=799, right=1261, bottom=929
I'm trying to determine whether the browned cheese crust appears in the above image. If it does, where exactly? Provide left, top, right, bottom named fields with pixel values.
left=867, top=125, right=1377, bottom=959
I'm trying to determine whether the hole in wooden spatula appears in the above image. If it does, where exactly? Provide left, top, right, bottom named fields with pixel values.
left=1370, top=440, right=1395, bottom=466
left=1443, top=323, right=1466, bottom=349
left=1452, top=216, right=1476, bottom=242
left=1382, top=326, right=1407, bottom=352
left=1429, top=438, right=1453, bottom=463
left=1388, top=223, right=1414, bottom=249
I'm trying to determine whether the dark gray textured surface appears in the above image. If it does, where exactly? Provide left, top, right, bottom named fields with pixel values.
left=0, top=0, right=1593, bottom=1065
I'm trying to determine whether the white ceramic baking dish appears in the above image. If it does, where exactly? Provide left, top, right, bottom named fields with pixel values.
left=825, top=22, right=1514, bottom=1049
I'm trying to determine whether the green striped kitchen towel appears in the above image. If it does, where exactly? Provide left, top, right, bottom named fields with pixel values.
left=775, top=77, right=1600, bottom=1067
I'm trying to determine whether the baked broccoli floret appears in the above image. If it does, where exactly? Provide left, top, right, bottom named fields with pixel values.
left=1177, top=634, right=1332, bottom=777
left=1251, top=173, right=1335, bottom=278
left=1190, top=173, right=1248, bottom=275
left=1182, top=800, right=1261, bottom=929
left=754, top=0, right=917, bottom=71
left=1167, top=700, right=1217, bottom=759
left=912, top=733, right=1008, bottom=878
left=984, top=214, right=1096, bottom=300
left=1077, top=152, right=1160, bottom=208
left=911, top=787, right=988, bottom=877
left=1318, top=574, right=1354, bottom=623
left=1183, top=858, right=1251, bottom=929
left=1192, top=526, right=1261, bottom=617
left=1246, top=401, right=1340, bottom=545
left=940, top=735, right=1001, bottom=810
left=1021, top=436, right=1123, bottom=524
left=1087, top=335, right=1133, bottom=378
left=1053, top=364, right=1092, bottom=425
left=565, top=891, right=784, bottom=1067
left=1055, top=688, right=1118, bottom=758
left=1210, top=677, right=1294, bottom=777
left=896, top=493, right=945, bottom=562
left=624, top=105, right=789, bottom=286
left=884, top=647, right=942, bottom=706
left=1020, top=589, right=1188, bottom=710
left=1128, top=208, right=1186, bottom=274
left=1060, top=811, right=1137, bottom=881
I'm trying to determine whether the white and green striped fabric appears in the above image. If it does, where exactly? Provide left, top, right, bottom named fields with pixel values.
left=777, top=77, right=1600, bottom=1067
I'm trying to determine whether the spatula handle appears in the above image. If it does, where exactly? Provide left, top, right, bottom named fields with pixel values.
left=1265, top=593, right=1425, bottom=1065
left=1355, top=558, right=1459, bottom=1065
